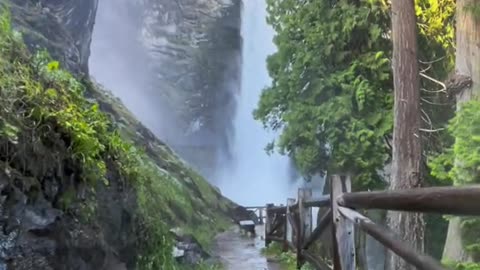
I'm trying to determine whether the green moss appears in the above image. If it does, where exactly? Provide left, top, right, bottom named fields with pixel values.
left=0, top=9, right=233, bottom=270
left=58, top=186, right=76, bottom=210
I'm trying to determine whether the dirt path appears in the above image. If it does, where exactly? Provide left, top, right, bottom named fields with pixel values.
left=213, top=225, right=283, bottom=270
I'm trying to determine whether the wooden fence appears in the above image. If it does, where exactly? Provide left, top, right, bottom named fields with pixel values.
left=262, top=174, right=480, bottom=270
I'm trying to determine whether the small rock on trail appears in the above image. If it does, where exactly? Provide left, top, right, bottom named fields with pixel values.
left=212, top=225, right=282, bottom=270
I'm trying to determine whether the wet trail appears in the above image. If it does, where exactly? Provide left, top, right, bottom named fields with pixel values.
left=213, top=225, right=282, bottom=270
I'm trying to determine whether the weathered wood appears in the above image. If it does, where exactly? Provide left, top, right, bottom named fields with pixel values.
left=287, top=241, right=296, bottom=251
left=303, top=208, right=332, bottom=250
left=338, top=207, right=446, bottom=270
left=246, top=206, right=267, bottom=209
left=331, top=175, right=355, bottom=270
left=331, top=176, right=341, bottom=270
left=355, top=223, right=368, bottom=270
left=270, top=206, right=287, bottom=213
left=338, top=185, right=480, bottom=215
left=299, top=189, right=313, bottom=242
left=266, top=235, right=284, bottom=243
left=287, top=212, right=298, bottom=237
left=295, top=209, right=303, bottom=269
left=304, top=195, right=331, bottom=208
left=285, top=198, right=296, bottom=251
left=265, top=203, right=274, bottom=246
left=297, top=188, right=313, bottom=269
left=268, top=213, right=285, bottom=236
left=259, top=208, right=264, bottom=225
left=302, top=249, right=333, bottom=270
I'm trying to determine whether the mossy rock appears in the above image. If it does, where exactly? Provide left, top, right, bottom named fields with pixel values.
left=0, top=10, right=235, bottom=269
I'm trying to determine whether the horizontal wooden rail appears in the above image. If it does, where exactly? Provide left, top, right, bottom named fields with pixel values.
left=338, top=207, right=445, bottom=270
left=304, top=195, right=331, bottom=208
left=287, top=213, right=298, bottom=236
left=245, top=206, right=267, bottom=209
left=263, top=176, right=475, bottom=270
left=338, top=185, right=480, bottom=215
left=288, top=203, right=298, bottom=212
left=270, top=206, right=287, bottom=213
left=266, top=235, right=284, bottom=243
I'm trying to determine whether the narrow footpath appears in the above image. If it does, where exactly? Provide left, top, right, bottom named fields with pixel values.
left=213, top=225, right=282, bottom=270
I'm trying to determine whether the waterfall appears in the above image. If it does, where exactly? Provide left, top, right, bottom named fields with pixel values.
left=215, top=0, right=299, bottom=206
left=90, top=0, right=300, bottom=206
left=88, top=0, right=181, bottom=144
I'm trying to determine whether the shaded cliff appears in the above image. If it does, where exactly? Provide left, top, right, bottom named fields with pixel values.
left=0, top=1, right=244, bottom=269
left=90, top=0, right=242, bottom=179
left=7, top=0, right=97, bottom=75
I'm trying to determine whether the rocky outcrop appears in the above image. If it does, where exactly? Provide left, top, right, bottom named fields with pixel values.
left=171, top=228, right=210, bottom=265
left=7, top=0, right=97, bottom=75
left=140, top=0, right=242, bottom=150
left=0, top=160, right=138, bottom=270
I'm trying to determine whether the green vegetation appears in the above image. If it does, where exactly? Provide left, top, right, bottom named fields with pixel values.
left=430, top=101, right=480, bottom=266
left=261, top=242, right=315, bottom=270
left=256, top=0, right=455, bottom=265
left=256, top=0, right=393, bottom=189
left=255, top=0, right=454, bottom=190
left=0, top=10, right=231, bottom=270
left=444, top=260, right=480, bottom=270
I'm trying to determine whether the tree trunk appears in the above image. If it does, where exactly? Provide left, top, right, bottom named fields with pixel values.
left=386, top=0, right=424, bottom=269
left=442, top=0, right=480, bottom=262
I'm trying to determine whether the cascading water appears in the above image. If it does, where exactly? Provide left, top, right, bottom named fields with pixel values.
left=215, top=0, right=299, bottom=206
left=89, top=1, right=154, bottom=129
left=88, top=0, right=177, bottom=142
left=89, top=0, right=304, bottom=207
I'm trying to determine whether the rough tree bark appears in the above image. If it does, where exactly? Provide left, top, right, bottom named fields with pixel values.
left=386, top=0, right=424, bottom=269
left=442, top=0, right=480, bottom=262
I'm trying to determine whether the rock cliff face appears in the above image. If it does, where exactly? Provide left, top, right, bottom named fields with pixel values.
left=90, top=0, right=242, bottom=179
left=7, top=0, right=97, bottom=75
left=0, top=0, right=242, bottom=269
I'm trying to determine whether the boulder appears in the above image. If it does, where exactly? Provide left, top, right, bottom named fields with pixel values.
left=170, top=228, right=210, bottom=265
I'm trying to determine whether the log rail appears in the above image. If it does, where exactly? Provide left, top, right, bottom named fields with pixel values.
left=261, top=174, right=480, bottom=270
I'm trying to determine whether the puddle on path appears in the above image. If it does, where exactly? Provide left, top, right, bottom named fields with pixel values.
left=213, top=225, right=283, bottom=270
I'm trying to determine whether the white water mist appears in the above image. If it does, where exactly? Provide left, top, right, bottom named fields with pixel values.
left=88, top=0, right=172, bottom=140
left=215, top=0, right=299, bottom=206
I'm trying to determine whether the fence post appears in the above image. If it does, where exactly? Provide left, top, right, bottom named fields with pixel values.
left=331, top=175, right=355, bottom=270
left=285, top=198, right=295, bottom=251
left=259, top=208, right=264, bottom=225
left=265, top=203, right=274, bottom=247
left=297, top=188, right=313, bottom=269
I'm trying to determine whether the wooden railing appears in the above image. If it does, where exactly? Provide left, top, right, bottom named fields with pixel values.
left=263, top=174, right=480, bottom=270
